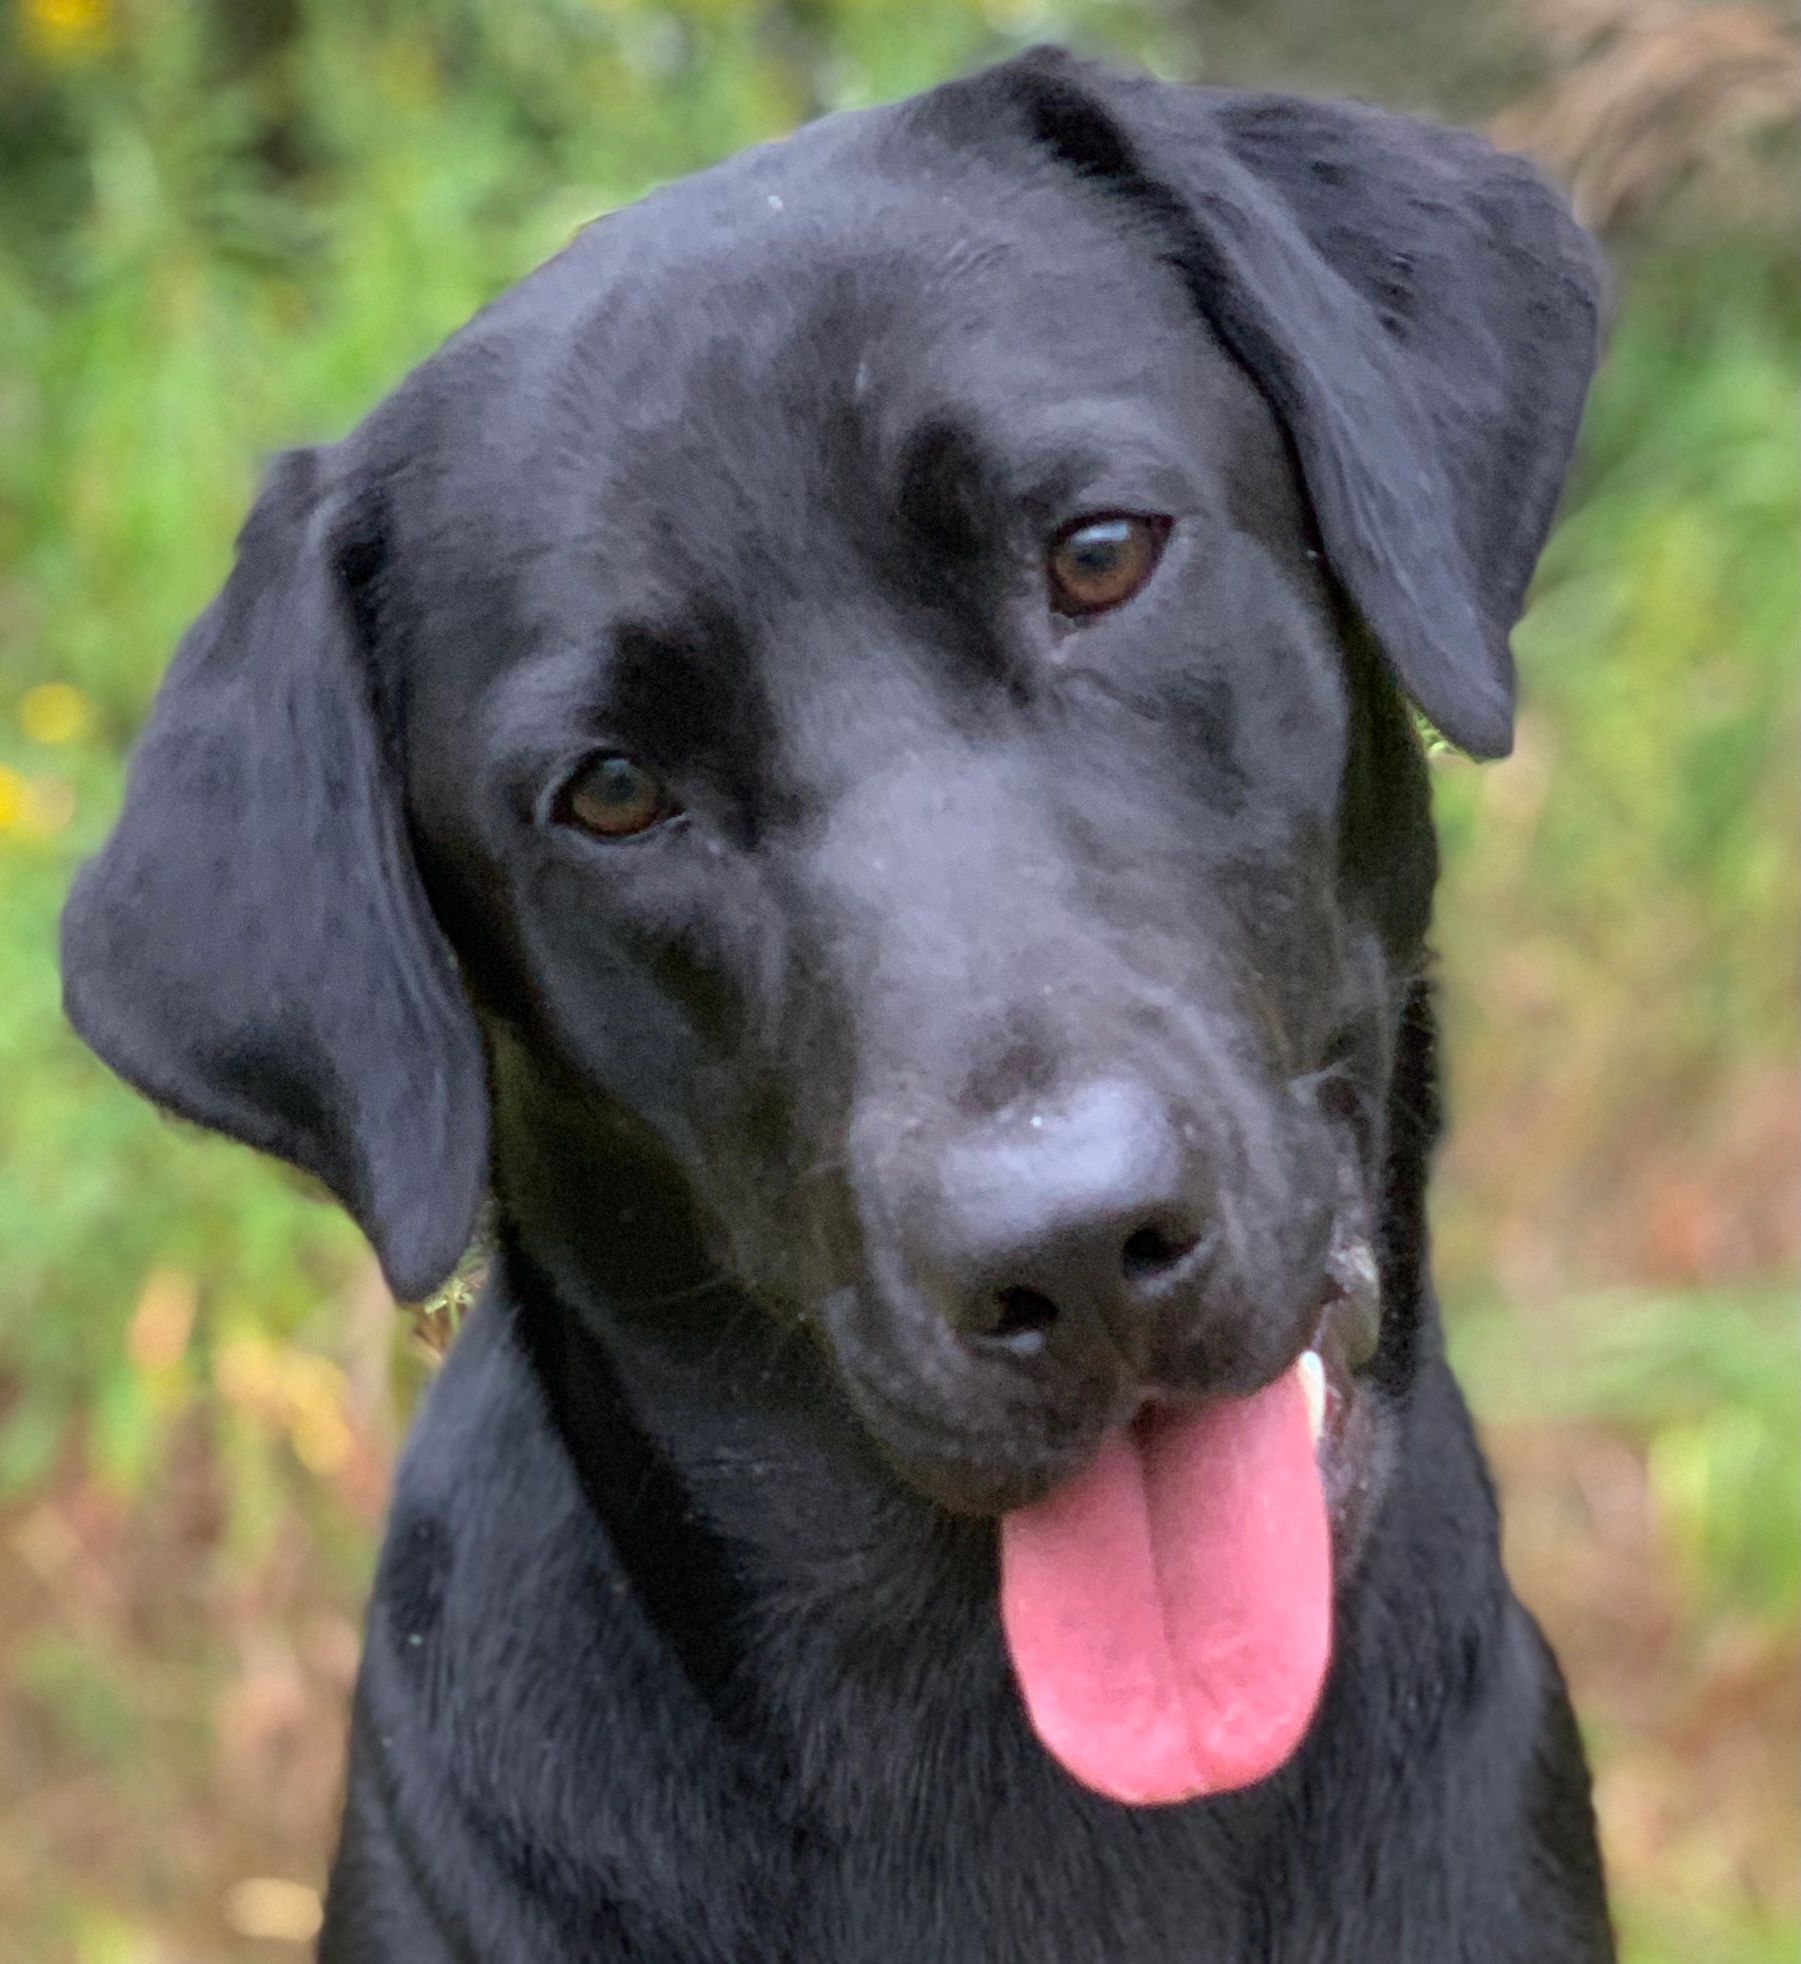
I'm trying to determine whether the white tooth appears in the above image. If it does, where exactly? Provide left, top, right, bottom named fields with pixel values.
left=1297, top=1350, right=1327, bottom=1446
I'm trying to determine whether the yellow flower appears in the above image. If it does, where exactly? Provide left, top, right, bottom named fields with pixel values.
left=24, top=0, right=109, bottom=44
left=20, top=681, right=92, bottom=746
left=23, top=0, right=110, bottom=55
left=0, top=766, right=23, bottom=833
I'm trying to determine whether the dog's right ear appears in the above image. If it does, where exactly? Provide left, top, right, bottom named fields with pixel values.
left=60, top=448, right=488, bottom=1302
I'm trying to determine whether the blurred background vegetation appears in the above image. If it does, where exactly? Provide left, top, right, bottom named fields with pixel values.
left=0, top=0, right=1794, bottom=1957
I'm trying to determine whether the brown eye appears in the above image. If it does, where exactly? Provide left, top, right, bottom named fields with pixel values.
left=1047, top=514, right=1170, bottom=618
left=557, top=753, right=676, bottom=839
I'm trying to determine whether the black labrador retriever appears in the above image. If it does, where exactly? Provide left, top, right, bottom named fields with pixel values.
left=61, top=46, right=1613, bottom=1962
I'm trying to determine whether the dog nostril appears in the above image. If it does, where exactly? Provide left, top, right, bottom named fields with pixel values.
left=1121, top=1224, right=1200, bottom=1284
left=977, top=1286, right=1061, bottom=1352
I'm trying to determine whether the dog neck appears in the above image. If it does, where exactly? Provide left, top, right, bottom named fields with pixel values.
left=501, top=1220, right=1003, bottom=1751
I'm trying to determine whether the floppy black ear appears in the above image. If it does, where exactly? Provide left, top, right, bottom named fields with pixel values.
left=60, top=447, right=487, bottom=1301
left=950, top=48, right=1606, bottom=759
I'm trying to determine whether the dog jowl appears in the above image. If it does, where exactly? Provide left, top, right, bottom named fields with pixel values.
left=62, top=47, right=1615, bottom=1963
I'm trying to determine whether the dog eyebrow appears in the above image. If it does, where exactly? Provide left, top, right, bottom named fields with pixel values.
left=895, top=404, right=1196, bottom=540
left=893, top=415, right=1008, bottom=559
left=609, top=614, right=743, bottom=738
left=1010, top=425, right=1198, bottom=528
left=479, top=612, right=765, bottom=820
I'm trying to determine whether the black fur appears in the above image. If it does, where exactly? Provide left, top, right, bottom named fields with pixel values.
left=61, top=48, right=1612, bottom=1961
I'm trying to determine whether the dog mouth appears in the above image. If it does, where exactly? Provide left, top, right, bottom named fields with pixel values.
left=822, top=1211, right=1385, bottom=1812
left=995, top=1236, right=1382, bottom=1812
left=1291, top=1215, right=1384, bottom=1511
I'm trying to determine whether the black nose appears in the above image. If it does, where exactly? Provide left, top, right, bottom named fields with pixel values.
left=913, top=1079, right=1206, bottom=1357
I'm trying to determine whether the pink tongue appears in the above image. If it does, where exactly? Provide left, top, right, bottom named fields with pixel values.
left=999, top=1368, right=1331, bottom=1806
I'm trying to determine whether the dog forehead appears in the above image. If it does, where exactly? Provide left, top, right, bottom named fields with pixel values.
left=385, top=111, right=1221, bottom=524
left=379, top=99, right=1288, bottom=746
left=570, top=209, right=1211, bottom=544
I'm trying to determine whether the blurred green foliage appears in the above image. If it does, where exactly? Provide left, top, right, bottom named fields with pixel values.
left=1, top=1, right=1795, bottom=1959
left=1436, top=247, right=1798, bottom=1073
left=1451, top=1284, right=1799, bottom=1624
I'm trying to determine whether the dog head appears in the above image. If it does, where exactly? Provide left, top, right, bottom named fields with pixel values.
left=63, top=51, right=1600, bottom=1530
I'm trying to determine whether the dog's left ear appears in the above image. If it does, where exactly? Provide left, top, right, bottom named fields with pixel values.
left=60, top=447, right=488, bottom=1301
left=950, top=48, right=1606, bottom=759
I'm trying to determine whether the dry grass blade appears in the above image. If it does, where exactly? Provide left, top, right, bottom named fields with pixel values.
left=1494, top=0, right=1801, bottom=229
